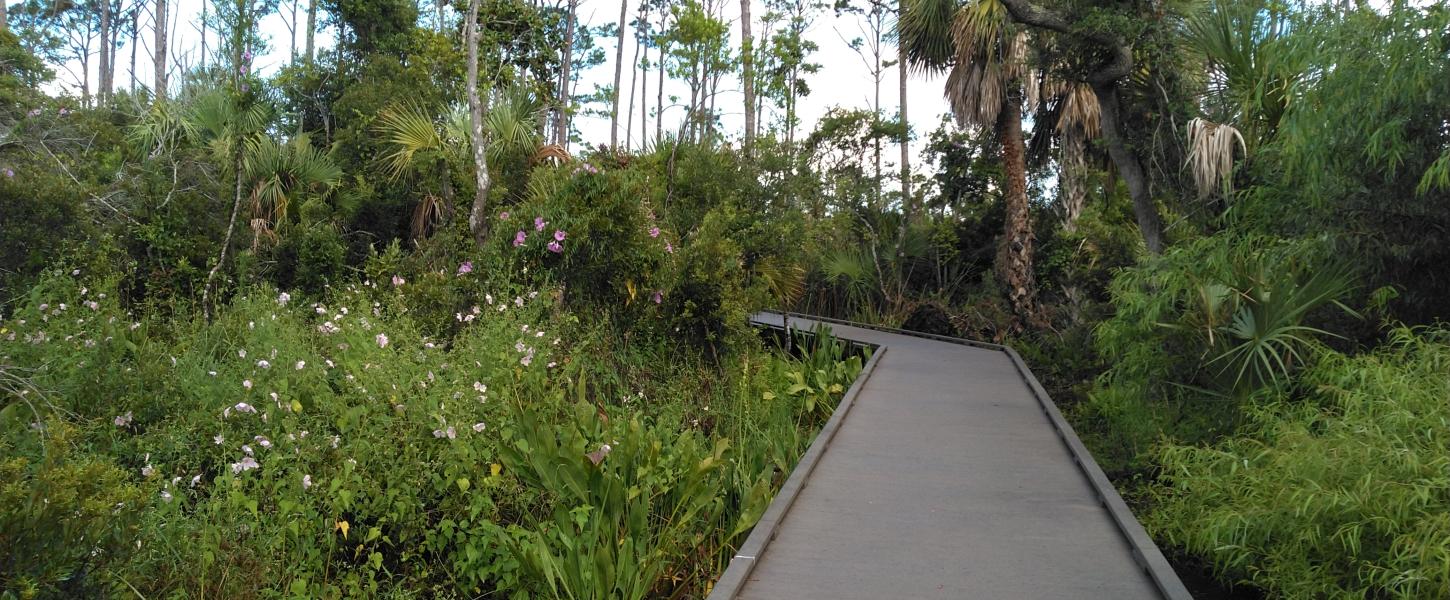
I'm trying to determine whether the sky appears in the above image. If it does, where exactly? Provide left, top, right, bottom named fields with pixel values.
left=53, top=0, right=954, bottom=170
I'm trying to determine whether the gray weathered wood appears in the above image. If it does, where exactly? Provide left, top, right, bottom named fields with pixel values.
left=708, top=312, right=1191, bottom=600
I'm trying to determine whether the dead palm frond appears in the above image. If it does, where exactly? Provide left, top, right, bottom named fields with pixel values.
left=1187, top=117, right=1246, bottom=199
left=1057, top=82, right=1100, bottom=138
left=411, top=194, right=447, bottom=240
left=534, top=144, right=571, bottom=165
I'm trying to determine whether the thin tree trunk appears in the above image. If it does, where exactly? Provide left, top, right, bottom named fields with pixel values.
left=997, top=96, right=1035, bottom=324
left=100, top=0, right=111, bottom=103
left=610, top=0, right=627, bottom=148
left=201, top=1, right=207, bottom=69
left=153, top=0, right=166, bottom=100
left=626, top=21, right=641, bottom=150
left=130, top=5, right=138, bottom=92
left=740, top=0, right=755, bottom=155
left=467, top=0, right=492, bottom=246
left=640, top=24, right=648, bottom=148
left=556, top=0, right=578, bottom=147
left=435, top=0, right=444, bottom=30
left=898, top=43, right=911, bottom=221
left=289, top=0, right=297, bottom=59
left=656, top=40, right=664, bottom=145
left=1, top=0, right=7, bottom=32
left=204, top=21, right=249, bottom=324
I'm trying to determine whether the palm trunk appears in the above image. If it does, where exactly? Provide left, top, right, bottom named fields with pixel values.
left=610, top=0, right=627, bottom=148
left=1060, top=128, right=1087, bottom=232
left=740, top=0, right=755, bottom=155
left=997, top=97, right=1035, bottom=324
left=466, top=0, right=492, bottom=246
left=153, top=0, right=166, bottom=100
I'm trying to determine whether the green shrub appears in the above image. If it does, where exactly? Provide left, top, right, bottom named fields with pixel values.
left=1148, top=327, right=1450, bottom=599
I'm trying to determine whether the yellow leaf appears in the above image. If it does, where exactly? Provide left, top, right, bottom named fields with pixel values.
left=626, top=280, right=637, bottom=304
left=290, top=399, right=303, bottom=413
left=335, top=520, right=350, bottom=539
left=490, top=463, right=502, bottom=478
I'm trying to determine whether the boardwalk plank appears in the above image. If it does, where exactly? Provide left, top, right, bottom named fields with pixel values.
left=715, top=312, right=1184, bottom=600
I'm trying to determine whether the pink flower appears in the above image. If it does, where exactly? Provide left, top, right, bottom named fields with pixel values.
left=534, top=217, right=547, bottom=231
left=457, top=261, right=473, bottom=275
left=391, top=275, right=405, bottom=286
left=376, top=333, right=389, bottom=348
left=472, top=422, right=486, bottom=432
left=649, top=227, right=660, bottom=238
left=553, top=230, right=566, bottom=241
left=513, top=230, right=527, bottom=247
left=302, top=474, right=313, bottom=489
left=499, top=211, right=510, bottom=220
left=652, top=290, right=663, bottom=304
left=547, top=241, right=563, bottom=253
left=113, top=411, right=133, bottom=427
left=230, top=456, right=260, bottom=474
left=665, top=242, right=674, bottom=254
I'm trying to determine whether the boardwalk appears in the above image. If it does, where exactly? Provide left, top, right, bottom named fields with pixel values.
left=710, top=312, right=1190, bottom=600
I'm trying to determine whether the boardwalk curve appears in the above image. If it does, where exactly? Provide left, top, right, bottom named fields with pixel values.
left=709, top=312, right=1191, bottom=600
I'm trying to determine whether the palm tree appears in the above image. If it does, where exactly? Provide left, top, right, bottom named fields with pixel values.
left=375, top=87, right=546, bottom=240
left=376, top=103, right=468, bottom=240
left=244, top=134, right=342, bottom=248
left=900, top=0, right=1036, bottom=322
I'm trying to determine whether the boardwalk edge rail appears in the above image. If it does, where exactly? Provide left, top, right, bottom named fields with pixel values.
left=708, top=311, right=1192, bottom=600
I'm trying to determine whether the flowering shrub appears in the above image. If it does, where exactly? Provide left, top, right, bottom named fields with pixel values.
left=0, top=268, right=862, bottom=597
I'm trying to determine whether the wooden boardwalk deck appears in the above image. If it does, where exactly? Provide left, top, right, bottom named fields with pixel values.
left=709, top=312, right=1190, bottom=600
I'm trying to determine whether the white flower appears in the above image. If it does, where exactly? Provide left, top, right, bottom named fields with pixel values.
left=113, top=411, right=133, bottom=427
left=233, top=402, right=257, bottom=414
left=230, top=456, right=260, bottom=474
left=208, top=370, right=218, bottom=377
left=276, top=292, right=291, bottom=306
left=485, top=294, right=494, bottom=305
left=214, top=434, right=225, bottom=445
left=254, top=435, right=272, bottom=449
left=242, top=380, right=253, bottom=390
left=432, top=426, right=457, bottom=439
left=242, top=445, right=254, bottom=456
left=514, top=296, right=524, bottom=307
left=238, top=349, right=247, bottom=358
left=302, top=474, right=313, bottom=489
left=535, top=331, right=544, bottom=338
left=295, top=360, right=306, bottom=370
left=473, top=381, right=487, bottom=393
left=331, top=435, right=340, bottom=449
left=472, top=422, right=486, bottom=433
left=160, top=490, right=173, bottom=503
left=376, top=333, right=389, bottom=348
left=141, top=455, right=155, bottom=478
left=190, top=474, right=202, bottom=487
left=256, top=359, right=270, bottom=369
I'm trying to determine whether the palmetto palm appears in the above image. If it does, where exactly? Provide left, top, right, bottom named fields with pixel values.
left=376, top=102, right=469, bottom=239
left=245, top=134, right=342, bottom=246
left=900, top=0, right=1037, bottom=322
left=375, top=86, right=546, bottom=240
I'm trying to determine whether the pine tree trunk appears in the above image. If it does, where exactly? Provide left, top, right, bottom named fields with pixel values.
left=99, top=0, right=110, bottom=104
left=153, top=0, right=166, bottom=100
left=130, top=5, right=138, bottom=92
left=610, top=0, right=627, bottom=148
left=306, top=0, right=316, bottom=64
left=467, top=0, right=492, bottom=247
left=201, top=1, right=208, bottom=69
left=655, top=40, right=664, bottom=145
left=1092, top=82, right=1163, bottom=253
left=626, top=21, right=641, bottom=150
left=1, top=0, right=7, bottom=32
left=289, top=0, right=297, bottom=58
left=898, top=43, right=911, bottom=221
left=740, top=0, right=755, bottom=155
left=556, top=0, right=577, bottom=147
left=996, top=96, right=1036, bottom=324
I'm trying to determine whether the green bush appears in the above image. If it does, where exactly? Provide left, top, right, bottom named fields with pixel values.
left=1148, top=327, right=1450, bottom=599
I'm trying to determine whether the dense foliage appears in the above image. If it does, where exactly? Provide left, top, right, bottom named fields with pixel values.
left=4, top=0, right=1450, bottom=597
